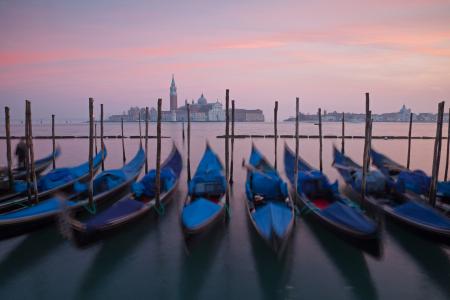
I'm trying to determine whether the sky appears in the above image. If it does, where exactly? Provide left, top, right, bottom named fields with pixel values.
left=0, top=0, right=450, bottom=120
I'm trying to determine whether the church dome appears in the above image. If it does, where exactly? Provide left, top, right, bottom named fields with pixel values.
left=197, top=93, right=207, bottom=105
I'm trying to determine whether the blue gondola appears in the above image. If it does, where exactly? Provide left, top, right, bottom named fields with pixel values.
left=0, top=147, right=107, bottom=209
left=181, top=143, right=227, bottom=235
left=245, top=144, right=294, bottom=252
left=334, top=146, right=450, bottom=242
left=0, top=146, right=61, bottom=183
left=0, top=147, right=144, bottom=239
left=285, top=144, right=378, bottom=241
left=371, top=148, right=450, bottom=212
left=69, top=143, right=182, bottom=242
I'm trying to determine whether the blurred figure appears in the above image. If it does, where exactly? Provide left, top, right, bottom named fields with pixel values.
left=15, top=138, right=27, bottom=168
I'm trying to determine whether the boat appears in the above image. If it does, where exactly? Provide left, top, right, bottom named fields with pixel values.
left=0, top=148, right=107, bottom=210
left=244, top=144, right=294, bottom=252
left=0, top=146, right=61, bottom=182
left=284, top=144, right=378, bottom=241
left=333, top=146, right=450, bottom=242
left=181, top=143, right=227, bottom=236
left=0, top=147, right=144, bottom=239
left=370, top=148, right=450, bottom=212
left=69, top=143, right=182, bottom=243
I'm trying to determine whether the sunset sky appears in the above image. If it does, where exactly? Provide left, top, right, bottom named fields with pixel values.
left=1, top=0, right=450, bottom=120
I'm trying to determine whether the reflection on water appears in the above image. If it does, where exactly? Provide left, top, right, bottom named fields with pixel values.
left=306, top=219, right=378, bottom=300
left=386, top=222, right=450, bottom=299
left=0, top=122, right=449, bottom=299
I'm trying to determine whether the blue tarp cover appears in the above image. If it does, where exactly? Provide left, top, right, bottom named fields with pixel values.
left=182, top=197, right=221, bottom=229
left=86, top=197, right=145, bottom=231
left=321, top=201, right=377, bottom=234
left=395, top=170, right=430, bottom=195
left=249, top=171, right=288, bottom=200
left=252, top=201, right=292, bottom=239
left=132, top=168, right=176, bottom=198
left=394, top=201, right=450, bottom=229
left=38, top=149, right=106, bottom=191
left=353, top=170, right=386, bottom=194
left=297, top=170, right=338, bottom=197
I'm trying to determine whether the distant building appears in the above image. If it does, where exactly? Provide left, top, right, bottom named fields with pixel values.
left=108, top=76, right=265, bottom=122
left=170, top=74, right=177, bottom=111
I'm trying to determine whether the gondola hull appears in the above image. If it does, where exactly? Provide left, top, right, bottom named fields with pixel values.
left=182, top=195, right=226, bottom=236
left=0, top=147, right=143, bottom=240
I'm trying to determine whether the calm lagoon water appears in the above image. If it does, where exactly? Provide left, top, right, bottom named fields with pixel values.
left=0, top=122, right=449, bottom=300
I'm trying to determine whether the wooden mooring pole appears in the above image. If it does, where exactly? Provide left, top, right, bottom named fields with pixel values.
left=186, top=104, right=191, bottom=183
left=341, top=112, right=345, bottom=154
left=182, top=122, right=185, bottom=142
left=88, top=98, right=94, bottom=208
left=294, top=98, right=300, bottom=204
left=52, top=114, right=56, bottom=169
left=145, top=106, right=149, bottom=174
left=444, top=108, right=450, bottom=181
left=121, top=117, right=126, bottom=165
left=361, top=110, right=372, bottom=204
left=318, top=108, right=323, bottom=172
left=138, top=113, right=142, bottom=148
left=4, top=107, right=14, bottom=190
left=225, top=89, right=230, bottom=210
left=363, top=93, right=371, bottom=170
left=187, top=104, right=191, bottom=182
left=274, top=101, right=278, bottom=170
left=94, top=122, right=98, bottom=155
left=25, top=102, right=31, bottom=202
left=100, top=104, right=104, bottom=171
left=429, top=101, right=445, bottom=207
left=26, top=101, right=38, bottom=203
left=155, top=99, right=162, bottom=208
left=230, top=100, right=235, bottom=185
left=407, top=112, right=413, bottom=170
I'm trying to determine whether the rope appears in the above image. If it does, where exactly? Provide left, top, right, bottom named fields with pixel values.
left=83, top=202, right=97, bottom=215
left=155, top=202, right=165, bottom=216
left=225, top=203, right=231, bottom=219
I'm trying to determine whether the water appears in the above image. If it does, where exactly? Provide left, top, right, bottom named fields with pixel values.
left=0, top=122, right=449, bottom=300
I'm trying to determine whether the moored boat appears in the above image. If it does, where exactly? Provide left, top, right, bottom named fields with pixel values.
left=69, top=143, right=182, bottom=243
left=244, top=144, right=295, bottom=252
left=181, top=143, right=227, bottom=236
left=0, top=148, right=107, bottom=210
left=285, top=144, right=379, bottom=241
left=334, top=146, right=450, bottom=242
left=0, top=147, right=144, bottom=239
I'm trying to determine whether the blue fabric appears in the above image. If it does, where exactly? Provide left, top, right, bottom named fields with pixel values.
left=395, top=170, right=430, bottom=195
left=189, top=145, right=225, bottom=197
left=250, top=171, right=287, bottom=200
left=0, top=197, right=76, bottom=220
left=321, top=201, right=377, bottom=234
left=437, top=181, right=450, bottom=198
left=37, top=148, right=106, bottom=191
left=85, top=197, right=145, bottom=231
left=182, top=197, right=221, bottom=229
left=394, top=201, right=450, bottom=229
left=93, top=170, right=127, bottom=194
left=132, top=168, right=176, bottom=198
left=297, top=170, right=338, bottom=197
left=252, top=202, right=293, bottom=239
left=353, top=170, right=387, bottom=194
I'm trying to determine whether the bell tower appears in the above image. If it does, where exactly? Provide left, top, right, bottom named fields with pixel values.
left=170, top=74, right=177, bottom=111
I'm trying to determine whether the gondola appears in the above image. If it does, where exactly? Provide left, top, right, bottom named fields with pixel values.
left=244, top=144, right=294, bottom=252
left=371, top=148, right=450, bottom=212
left=181, top=143, right=227, bottom=236
left=0, top=147, right=144, bottom=239
left=0, top=146, right=61, bottom=184
left=0, top=148, right=107, bottom=210
left=284, top=144, right=378, bottom=241
left=69, top=143, right=182, bottom=243
left=333, top=146, right=450, bottom=242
